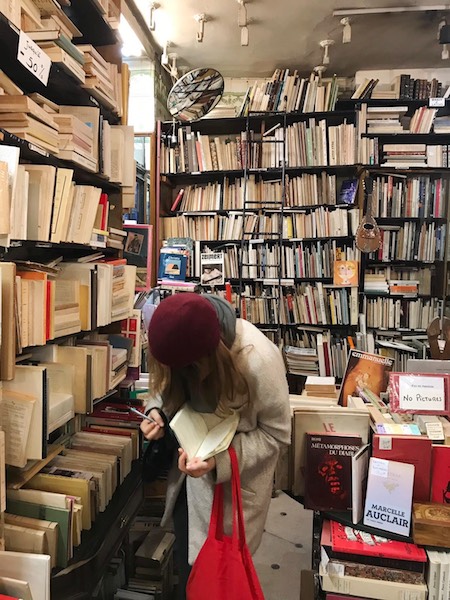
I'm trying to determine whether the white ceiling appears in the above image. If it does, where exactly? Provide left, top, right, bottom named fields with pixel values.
left=135, top=0, right=450, bottom=77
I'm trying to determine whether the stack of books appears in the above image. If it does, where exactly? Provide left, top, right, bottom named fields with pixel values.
left=78, top=45, right=121, bottom=114
left=364, top=273, right=389, bottom=294
left=304, top=375, right=337, bottom=398
left=54, top=113, right=96, bottom=171
left=381, top=143, right=427, bottom=168
left=28, top=29, right=86, bottom=85
left=366, top=106, right=407, bottom=134
left=284, top=346, right=319, bottom=376
left=0, top=95, right=60, bottom=154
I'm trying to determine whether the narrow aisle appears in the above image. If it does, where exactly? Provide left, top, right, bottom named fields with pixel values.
left=253, top=492, right=313, bottom=600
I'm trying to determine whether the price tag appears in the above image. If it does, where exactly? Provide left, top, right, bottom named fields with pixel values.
left=429, top=97, right=445, bottom=107
left=426, top=421, right=445, bottom=440
left=17, top=31, right=51, bottom=86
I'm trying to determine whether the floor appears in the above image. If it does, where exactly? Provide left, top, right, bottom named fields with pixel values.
left=253, top=491, right=313, bottom=600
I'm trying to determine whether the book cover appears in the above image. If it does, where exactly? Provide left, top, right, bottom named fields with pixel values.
left=338, top=179, right=358, bottom=204
left=363, top=457, right=415, bottom=537
left=157, top=250, right=187, bottom=282
left=200, top=252, right=224, bottom=286
left=339, top=350, right=394, bottom=406
left=333, top=261, right=359, bottom=287
left=123, top=224, right=153, bottom=291
left=372, top=434, right=432, bottom=502
left=430, top=445, right=450, bottom=504
left=304, top=433, right=362, bottom=511
left=389, top=372, right=450, bottom=415
left=329, top=519, right=427, bottom=563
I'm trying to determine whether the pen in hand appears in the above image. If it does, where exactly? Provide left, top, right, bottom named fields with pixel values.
left=128, top=406, right=158, bottom=424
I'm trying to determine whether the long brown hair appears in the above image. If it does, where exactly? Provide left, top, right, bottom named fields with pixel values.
left=148, top=339, right=249, bottom=417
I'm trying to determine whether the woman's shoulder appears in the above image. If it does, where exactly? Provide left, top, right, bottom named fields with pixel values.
left=234, top=319, right=284, bottom=366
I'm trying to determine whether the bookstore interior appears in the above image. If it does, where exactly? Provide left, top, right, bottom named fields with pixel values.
left=5, top=0, right=450, bottom=599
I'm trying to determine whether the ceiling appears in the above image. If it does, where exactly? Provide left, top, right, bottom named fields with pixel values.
left=133, top=0, right=450, bottom=77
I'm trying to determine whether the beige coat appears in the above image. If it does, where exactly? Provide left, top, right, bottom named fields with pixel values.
left=159, top=318, right=292, bottom=564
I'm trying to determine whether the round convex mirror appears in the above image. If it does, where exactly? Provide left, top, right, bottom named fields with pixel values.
left=167, top=68, right=224, bottom=122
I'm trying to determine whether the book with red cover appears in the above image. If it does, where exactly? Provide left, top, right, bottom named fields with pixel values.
left=430, top=445, right=450, bottom=504
left=0, top=596, right=20, bottom=600
left=304, top=433, right=362, bottom=511
left=372, top=434, right=432, bottom=502
left=329, top=520, right=426, bottom=565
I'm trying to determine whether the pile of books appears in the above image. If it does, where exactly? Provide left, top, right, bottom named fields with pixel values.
left=27, top=20, right=86, bottom=85
left=284, top=346, right=319, bottom=376
left=78, top=45, right=122, bottom=115
left=0, top=95, right=60, bottom=154
left=53, top=113, right=96, bottom=171
left=365, top=105, right=407, bottom=134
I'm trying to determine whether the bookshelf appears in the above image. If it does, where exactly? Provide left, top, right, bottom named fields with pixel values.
left=0, top=1, right=144, bottom=597
left=157, top=109, right=362, bottom=379
left=157, top=93, right=450, bottom=377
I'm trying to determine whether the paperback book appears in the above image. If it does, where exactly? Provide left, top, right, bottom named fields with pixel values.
left=363, top=457, right=415, bottom=537
left=339, top=350, right=394, bottom=406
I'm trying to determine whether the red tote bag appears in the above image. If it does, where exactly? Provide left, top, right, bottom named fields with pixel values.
left=186, top=446, right=265, bottom=600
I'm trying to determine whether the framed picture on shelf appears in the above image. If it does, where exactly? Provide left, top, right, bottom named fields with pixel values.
left=123, top=224, right=153, bottom=291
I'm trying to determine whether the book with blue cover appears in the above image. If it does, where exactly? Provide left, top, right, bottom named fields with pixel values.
left=339, top=179, right=359, bottom=205
left=158, top=250, right=187, bottom=281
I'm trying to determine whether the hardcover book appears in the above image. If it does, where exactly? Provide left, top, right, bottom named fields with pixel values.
left=333, top=261, right=359, bottom=287
left=372, top=434, right=432, bottom=502
left=304, top=433, right=362, bottom=511
left=339, top=350, right=394, bottom=406
left=430, top=445, right=450, bottom=504
left=329, top=519, right=427, bottom=564
left=363, top=457, right=415, bottom=537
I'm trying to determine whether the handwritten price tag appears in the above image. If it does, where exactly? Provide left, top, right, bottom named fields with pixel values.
left=17, top=31, right=51, bottom=86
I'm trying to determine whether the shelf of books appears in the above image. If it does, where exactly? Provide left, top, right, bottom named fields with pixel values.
left=157, top=69, right=450, bottom=382
left=0, top=2, right=153, bottom=599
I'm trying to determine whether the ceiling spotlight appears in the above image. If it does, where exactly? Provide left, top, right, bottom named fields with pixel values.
left=340, top=17, right=352, bottom=43
left=443, top=44, right=450, bottom=59
left=194, top=13, right=207, bottom=42
left=149, top=2, right=159, bottom=31
left=241, top=25, right=249, bottom=46
left=320, top=39, right=335, bottom=65
left=237, top=0, right=247, bottom=27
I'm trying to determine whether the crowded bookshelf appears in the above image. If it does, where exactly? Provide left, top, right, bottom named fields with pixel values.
left=0, top=1, right=157, bottom=599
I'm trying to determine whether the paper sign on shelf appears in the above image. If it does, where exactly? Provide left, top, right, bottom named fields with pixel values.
left=17, top=30, right=51, bottom=86
left=398, top=375, right=445, bottom=412
left=429, top=97, right=445, bottom=107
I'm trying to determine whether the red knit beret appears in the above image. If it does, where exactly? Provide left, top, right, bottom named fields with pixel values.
left=148, top=293, right=221, bottom=369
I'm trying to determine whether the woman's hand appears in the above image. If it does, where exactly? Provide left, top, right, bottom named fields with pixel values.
left=140, top=409, right=165, bottom=441
left=178, top=448, right=216, bottom=478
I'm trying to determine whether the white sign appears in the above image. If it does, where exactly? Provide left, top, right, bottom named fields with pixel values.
left=17, top=31, right=51, bottom=86
left=429, top=97, right=445, bottom=107
left=398, top=375, right=446, bottom=412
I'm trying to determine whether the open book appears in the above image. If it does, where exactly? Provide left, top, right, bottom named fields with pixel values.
left=169, top=404, right=239, bottom=461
